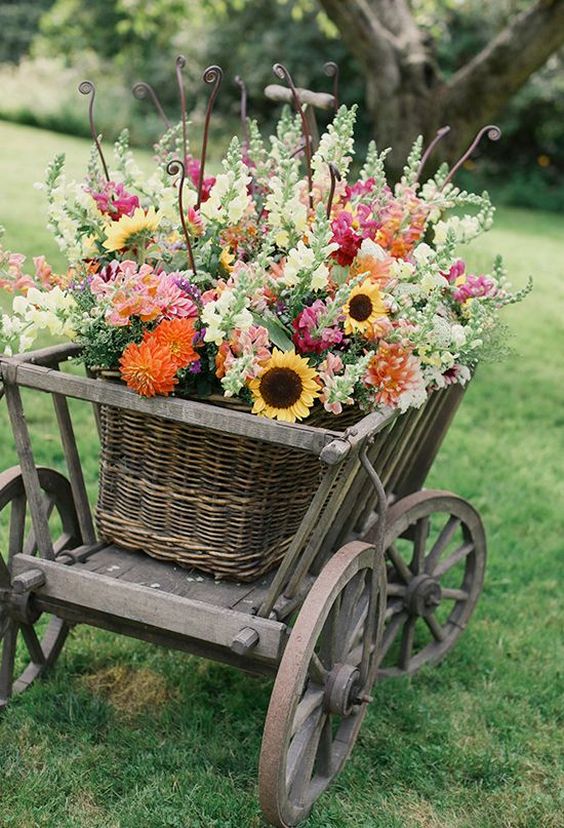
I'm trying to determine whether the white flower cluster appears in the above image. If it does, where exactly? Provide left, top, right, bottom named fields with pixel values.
left=201, top=138, right=252, bottom=226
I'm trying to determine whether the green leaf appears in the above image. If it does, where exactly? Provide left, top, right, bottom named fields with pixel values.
left=252, top=312, right=294, bottom=351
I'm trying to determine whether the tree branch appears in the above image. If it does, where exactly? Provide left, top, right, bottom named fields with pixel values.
left=317, top=0, right=397, bottom=76
left=445, top=0, right=564, bottom=125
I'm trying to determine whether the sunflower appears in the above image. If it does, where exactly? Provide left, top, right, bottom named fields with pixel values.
left=249, top=349, right=319, bottom=423
left=103, top=207, right=161, bottom=253
left=119, top=338, right=177, bottom=397
left=342, top=278, right=388, bottom=336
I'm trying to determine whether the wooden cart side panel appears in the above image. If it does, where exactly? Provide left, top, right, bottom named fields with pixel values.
left=11, top=555, right=287, bottom=661
left=393, top=384, right=465, bottom=498
left=1, top=360, right=350, bottom=460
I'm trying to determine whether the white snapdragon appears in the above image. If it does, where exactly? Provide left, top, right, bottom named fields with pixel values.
left=264, top=175, right=307, bottom=248
left=412, top=242, right=436, bottom=265
left=283, top=242, right=316, bottom=287
left=434, top=215, right=481, bottom=246
left=201, top=170, right=252, bottom=225
left=12, top=286, right=76, bottom=341
left=201, top=290, right=253, bottom=345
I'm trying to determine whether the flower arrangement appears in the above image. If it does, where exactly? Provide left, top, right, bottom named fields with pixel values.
left=0, top=62, right=531, bottom=423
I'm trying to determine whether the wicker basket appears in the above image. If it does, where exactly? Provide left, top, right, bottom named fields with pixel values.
left=96, top=399, right=361, bottom=581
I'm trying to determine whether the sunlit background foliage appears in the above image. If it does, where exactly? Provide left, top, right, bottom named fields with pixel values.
left=0, top=0, right=562, bottom=209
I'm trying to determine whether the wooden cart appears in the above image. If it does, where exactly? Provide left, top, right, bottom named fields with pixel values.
left=0, top=343, right=486, bottom=827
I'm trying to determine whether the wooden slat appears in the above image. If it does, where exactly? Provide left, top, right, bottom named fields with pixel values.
left=12, top=554, right=287, bottom=660
left=2, top=382, right=54, bottom=560
left=3, top=361, right=351, bottom=461
left=51, top=393, right=96, bottom=544
left=80, top=545, right=272, bottom=610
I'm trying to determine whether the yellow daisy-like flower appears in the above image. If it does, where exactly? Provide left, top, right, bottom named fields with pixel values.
left=249, top=349, right=319, bottom=423
left=343, top=278, right=388, bottom=336
left=103, top=207, right=161, bottom=252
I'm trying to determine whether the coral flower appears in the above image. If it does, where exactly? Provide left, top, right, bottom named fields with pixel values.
left=103, top=207, right=161, bottom=253
left=119, top=339, right=178, bottom=397
left=365, top=342, right=422, bottom=408
left=343, top=278, right=388, bottom=336
left=149, top=318, right=199, bottom=370
left=249, top=349, right=319, bottom=422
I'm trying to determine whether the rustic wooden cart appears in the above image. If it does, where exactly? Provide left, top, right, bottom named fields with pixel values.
left=0, top=342, right=486, bottom=827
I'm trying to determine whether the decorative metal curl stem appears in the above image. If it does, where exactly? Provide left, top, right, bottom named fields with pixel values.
left=442, top=124, right=502, bottom=189
left=176, top=56, right=189, bottom=163
left=166, top=159, right=197, bottom=277
left=132, top=82, right=171, bottom=129
left=415, top=125, right=451, bottom=183
left=78, top=80, right=109, bottom=182
left=196, top=65, right=223, bottom=210
left=273, top=63, right=313, bottom=210
left=234, top=75, right=249, bottom=147
left=327, top=163, right=341, bottom=219
left=323, top=61, right=340, bottom=111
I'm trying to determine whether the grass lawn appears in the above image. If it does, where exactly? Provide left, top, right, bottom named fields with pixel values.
left=0, top=121, right=563, bottom=828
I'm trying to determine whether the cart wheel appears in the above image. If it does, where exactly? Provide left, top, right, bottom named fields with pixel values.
left=0, top=466, right=81, bottom=710
left=377, top=490, right=486, bottom=679
left=259, top=541, right=386, bottom=827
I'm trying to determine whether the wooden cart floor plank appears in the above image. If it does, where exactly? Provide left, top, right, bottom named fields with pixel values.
left=76, top=545, right=274, bottom=613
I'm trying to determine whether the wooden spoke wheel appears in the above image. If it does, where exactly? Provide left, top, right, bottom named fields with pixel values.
left=378, top=490, right=486, bottom=679
left=0, top=466, right=82, bottom=710
left=259, top=541, right=386, bottom=828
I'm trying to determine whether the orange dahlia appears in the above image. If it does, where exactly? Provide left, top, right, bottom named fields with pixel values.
left=148, top=318, right=198, bottom=370
left=119, top=339, right=178, bottom=397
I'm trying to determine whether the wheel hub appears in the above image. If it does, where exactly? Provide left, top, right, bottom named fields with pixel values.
left=404, top=574, right=441, bottom=617
left=324, top=663, right=362, bottom=717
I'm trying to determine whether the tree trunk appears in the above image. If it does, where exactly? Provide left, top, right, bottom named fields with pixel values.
left=318, top=0, right=564, bottom=179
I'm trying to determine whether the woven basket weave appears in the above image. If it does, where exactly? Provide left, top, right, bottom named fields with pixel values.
left=96, top=400, right=360, bottom=581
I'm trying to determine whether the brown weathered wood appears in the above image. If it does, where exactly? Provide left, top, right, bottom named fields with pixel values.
left=12, top=342, right=82, bottom=366
left=51, top=393, right=96, bottom=545
left=2, top=360, right=353, bottom=461
left=11, top=569, right=46, bottom=594
left=394, top=385, right=465, bottom=498
left=78, top=544, right=273, bottom=609
left=264, top=84, right=336, bottom=111
left=12, top=554, right=287, bottom=661
left=2, top=381, right=54, bottom=560
left=256, top=463, right=342, bottom=618
left=31, top=596, right=278, bottom=677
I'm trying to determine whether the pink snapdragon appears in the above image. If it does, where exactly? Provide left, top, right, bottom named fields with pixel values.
left=292, top=300, right=344, bottom=355
left=453, top=274, right=498, bottom=303
left=330, top=212, right=362, bottom=266
left=185, top=155, right=215, bottom=203
left=90, top=181, right=139, bottom=220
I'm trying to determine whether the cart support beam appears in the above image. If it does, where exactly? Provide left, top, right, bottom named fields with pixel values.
left=11, top=554, right=288, bottom=662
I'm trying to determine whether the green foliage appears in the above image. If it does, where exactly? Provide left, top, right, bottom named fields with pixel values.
left=0, top=0, right=54, bottom=64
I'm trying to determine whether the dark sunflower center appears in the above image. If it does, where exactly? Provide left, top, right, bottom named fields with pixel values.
left=349, top=293, right=373, bottom=322
left=260, top=367, right=303, bottom=409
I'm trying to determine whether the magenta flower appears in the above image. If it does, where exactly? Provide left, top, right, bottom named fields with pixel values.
left=330, top=212, right=362, bottom=266
left=292, top=300, right=344, bottom=355
left=90, top=181, right=140, bottom=220
left=185, top=155, right=216, bottom=203
left=444, top=259, right=466, bottom=283
left=453, top=274, right=497, bottom=303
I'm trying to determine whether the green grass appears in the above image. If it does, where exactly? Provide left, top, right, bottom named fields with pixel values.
left=0, top=121, right=563, bottom=827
